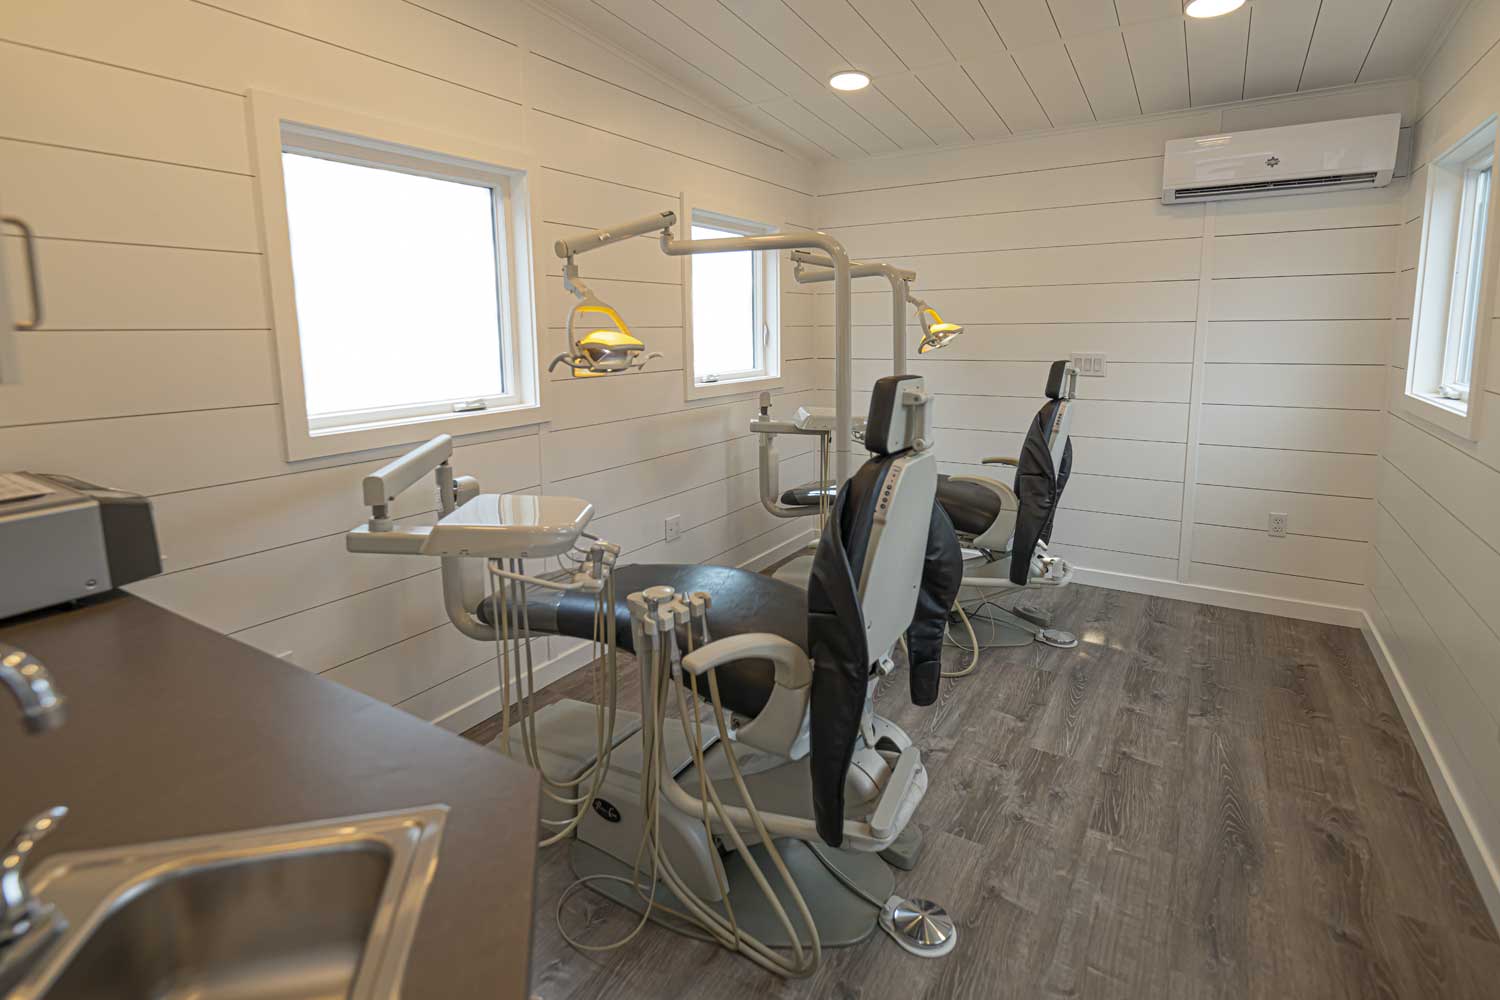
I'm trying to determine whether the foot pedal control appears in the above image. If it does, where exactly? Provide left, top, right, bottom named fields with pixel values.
left=1011, top=602, right=1052, bottom=628
left=880, top=895, right=956, bottom=958
left=1038, top=627, right=1078, bottom=649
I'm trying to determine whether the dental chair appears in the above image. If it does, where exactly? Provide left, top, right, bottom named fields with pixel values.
left=346, top=375, right=963, bottom=971
left=767, top=360, right=1080, bottom=650
left=936, top=359, right=1079, bottom=649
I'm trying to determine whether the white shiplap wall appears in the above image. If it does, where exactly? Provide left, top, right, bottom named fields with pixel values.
left=1367, top=0, right=1500, bottom=920
left=809, top=81, right=1414, bottom=612
left=0, top=0, right=820, bottom=732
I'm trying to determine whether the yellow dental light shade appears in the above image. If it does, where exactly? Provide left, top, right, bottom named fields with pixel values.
left=550, top=300, right=658, bottom=377
left=916, top=307, right=963, bottom=354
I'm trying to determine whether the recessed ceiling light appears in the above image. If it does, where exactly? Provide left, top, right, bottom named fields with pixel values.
left=1184, top=0, right=1246, bottom=16
left=829, top=70, right=870, bottom=92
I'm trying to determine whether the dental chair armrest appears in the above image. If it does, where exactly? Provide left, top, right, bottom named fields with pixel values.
left=681, top=633, right=811, bottom=688
left=681, top=634, right=812, bottom=759
left=981, top=456, right=1018, bottom=466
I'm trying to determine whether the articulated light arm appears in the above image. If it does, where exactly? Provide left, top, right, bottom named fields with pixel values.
left=663, top=229, right=856, bottom=483
left=907, top=293, right=964, bottom=355
left=791, top=250, right=916, bottom=376
left=549, top=212, right=678, bottom=378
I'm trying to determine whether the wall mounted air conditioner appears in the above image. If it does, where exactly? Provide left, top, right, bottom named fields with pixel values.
left=1162, top=113, right=1404, bottom=204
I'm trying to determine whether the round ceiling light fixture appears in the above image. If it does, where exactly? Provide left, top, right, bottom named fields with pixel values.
left=829, top=70, right=871, bottom=92
left=1184, top=0, right=1246, bottom=16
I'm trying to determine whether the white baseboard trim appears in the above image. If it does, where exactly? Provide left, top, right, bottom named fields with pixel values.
left=1357, top=601, right=1500, bottom=928
left=433, top=528, right=817, bottom=735
left=1070, top=566, right=1366, bottom=628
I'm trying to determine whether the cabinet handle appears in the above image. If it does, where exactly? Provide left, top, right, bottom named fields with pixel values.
left=2, top=216, right=43, bottom=330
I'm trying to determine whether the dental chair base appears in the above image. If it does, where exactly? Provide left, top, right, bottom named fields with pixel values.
left=956, top=554, right=1079, bottom=649
left=509, top=697, right=920, bottom=949
left=572, top=840, right=892, bottom=949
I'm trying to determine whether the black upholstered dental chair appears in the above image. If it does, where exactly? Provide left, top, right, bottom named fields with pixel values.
left=485, top=376, right=961, bottom=850
left=934, top=359, right=1079, bottom=647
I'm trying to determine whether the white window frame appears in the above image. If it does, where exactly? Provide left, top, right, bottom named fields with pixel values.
left=681, top=197, right=782, bottom=402
left=1405, top=115, right=1497, bottom=441
left=248, top=91, right=546, bottom=461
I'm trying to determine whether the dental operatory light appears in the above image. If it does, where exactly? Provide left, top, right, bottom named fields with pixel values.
left=1183, top=0, right=1245, bottom=17
left=910, top=298, right=963, bottom=354
left=829, top=70, right=870, bottom=92
left=549, top=260, right=660, bottom=377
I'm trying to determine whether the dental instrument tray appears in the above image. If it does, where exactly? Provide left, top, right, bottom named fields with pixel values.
left=348, top=492, right=594, bottom=560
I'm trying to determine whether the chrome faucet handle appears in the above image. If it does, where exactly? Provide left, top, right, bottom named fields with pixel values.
left=1, top=807, right=67, bottom=942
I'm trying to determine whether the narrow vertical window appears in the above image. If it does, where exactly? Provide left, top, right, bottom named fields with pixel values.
left=688, top=209, right=780, bottom=393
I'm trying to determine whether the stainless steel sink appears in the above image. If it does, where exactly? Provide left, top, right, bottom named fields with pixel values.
left=5, top=806, right=447, bottom=1000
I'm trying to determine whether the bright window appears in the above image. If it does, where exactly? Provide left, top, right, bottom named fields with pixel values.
left=1407, top=118, right=1497, bottom=437
left=689, top=209, right=779, bottom=391
left=250, top=91, right=542, bottom=461
left=281, top=152, right=510, bottom=429
left=1441, top=159, right=1489, bottom=400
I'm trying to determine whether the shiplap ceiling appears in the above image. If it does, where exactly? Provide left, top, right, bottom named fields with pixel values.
left=546, top=0, right=1464, bottom=159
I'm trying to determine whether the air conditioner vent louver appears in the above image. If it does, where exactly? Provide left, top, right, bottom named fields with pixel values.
left=1161, top=115, right=1401, bottom=204
left=1171, top=171, right=1379, bottom=201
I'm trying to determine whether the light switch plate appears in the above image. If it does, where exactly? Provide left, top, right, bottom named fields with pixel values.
left=1070, top=352, right=1107, bottom=376
left=664, top=514, right=681, bottom=542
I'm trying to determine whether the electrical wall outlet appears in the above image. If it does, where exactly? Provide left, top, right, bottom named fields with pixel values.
left=1070, top=352, right=1108, bottom=376
left=1268, top=512, right=1289, bottom=538
left=664, top=514, right=681, bottom=542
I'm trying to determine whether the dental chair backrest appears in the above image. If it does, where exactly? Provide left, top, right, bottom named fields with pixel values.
left=1009, top=360, right=1076, bottom=585
left=845, top=374, right=938, bottom=656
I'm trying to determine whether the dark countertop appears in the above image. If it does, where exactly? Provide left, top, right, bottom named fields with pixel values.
left=0, top=593, right=540, bottom=999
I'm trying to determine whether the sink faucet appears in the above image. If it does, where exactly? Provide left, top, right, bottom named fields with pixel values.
left=0, top=808, right=68, bottom=994
left=0, top=643, right=66, bottom=733
left=1, top=808, right=67, bottom=941
left=0, top=642, right=69, bottom=993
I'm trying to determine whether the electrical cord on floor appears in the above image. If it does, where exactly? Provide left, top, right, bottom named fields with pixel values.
left=940, top=601, right=979, bottom=678
left=945, top=596, right=1046, bottom=653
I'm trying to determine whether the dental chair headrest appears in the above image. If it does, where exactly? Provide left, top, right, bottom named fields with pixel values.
left=864, top=374, right=928, bottom=456
left=1045, top=359, right=1069, bottom=400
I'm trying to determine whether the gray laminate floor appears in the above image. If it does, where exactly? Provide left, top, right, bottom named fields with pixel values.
left=469, top=583, right=1500, bottom=999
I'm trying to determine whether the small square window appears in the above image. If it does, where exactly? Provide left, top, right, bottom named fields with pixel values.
left=250, top=93, right=542, bottom=460
left=687, top=208, right=780, bottom=397
left=1407, top=118, right=1497, bottom=438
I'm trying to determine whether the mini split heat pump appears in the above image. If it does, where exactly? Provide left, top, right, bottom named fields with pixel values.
left=1162, top=113, right=1404, bottom=204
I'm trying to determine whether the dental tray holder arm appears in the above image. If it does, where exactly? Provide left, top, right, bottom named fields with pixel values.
left=791, top=250, right=916, bottom=377
left=749, top=392, right=822, bottom=521
left=347, top=436, right=599, bottom=640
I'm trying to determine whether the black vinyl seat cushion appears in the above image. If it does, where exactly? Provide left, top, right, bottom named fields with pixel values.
left=786, top=477, right=1002, bottom=542
left=778, top=484, right=836, bottom=507
left=476, top=563, right=806, bottom=718
left=934, top=474, right=1003, bottom=539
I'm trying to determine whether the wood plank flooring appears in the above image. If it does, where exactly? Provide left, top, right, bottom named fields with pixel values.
left=464, top=584, right=1500, bottom=999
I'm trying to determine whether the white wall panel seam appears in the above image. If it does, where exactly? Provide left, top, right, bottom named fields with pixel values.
left=1178, top=195, right=1215, bottom=582
left=189, top=0, right=524, bottom=104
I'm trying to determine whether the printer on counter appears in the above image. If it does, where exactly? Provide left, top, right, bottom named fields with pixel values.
left=0, top=472, right=161, bottom=620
